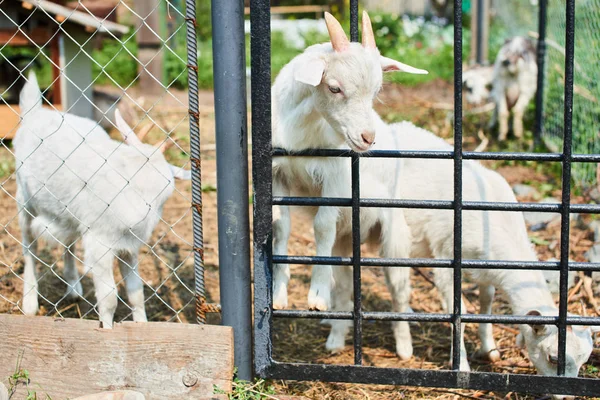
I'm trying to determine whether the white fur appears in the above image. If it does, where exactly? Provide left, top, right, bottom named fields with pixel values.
left=490, top=36, right=538, bottom=141
left=271, top=33, right=595, bottom=391
left=462, top=65, right=494, bottom=105
left=14, top=72, right=190, bottom=328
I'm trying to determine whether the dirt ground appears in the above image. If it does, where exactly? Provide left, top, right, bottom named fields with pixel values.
left=1, top=82, right=599, bottom=400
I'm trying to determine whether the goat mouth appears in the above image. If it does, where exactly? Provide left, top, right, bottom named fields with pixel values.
left=346, top=136, right=371, bottom=153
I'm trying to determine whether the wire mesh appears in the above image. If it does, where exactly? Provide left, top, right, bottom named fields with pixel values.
left=0, top=0, right=201, bottom=326
left=493, top=0, right=600, bottom=188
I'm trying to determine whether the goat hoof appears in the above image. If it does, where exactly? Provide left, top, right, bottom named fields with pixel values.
left=22, top=293, right=39, bottom=316
left=396, top=342, right=413, bottom=361
left=307, top=286, right=331, bottom=311
left=273, top=285, right=288, bottom=310
left=473, top=348, right=501, bottom=363
left=325, top=333, right=346, bottom=353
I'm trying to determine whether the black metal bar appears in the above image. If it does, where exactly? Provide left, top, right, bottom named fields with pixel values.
left=273, top=195, right=600, bottom=214
left=349, top=0, right=362, bottom=366
left=184, top=0, right=206, bottom=324
left=271, top=310, right=600, bottom=326
left=452, top=0, right=463, bottom=372
left=212, top=0, right=253, bottom=380
left=273, top=148, right=600, bottom=163
left=350, top=0, right=358, bottom=42
left=475, top=0, right=485, bottom=64
left=351, top=154, right=362, bottom=366
left=534, top=0, right=548, bottom=147
left=262, top=364, right=600, bottom=397
left=273, top=196, right=569, bottom=213
left=272, top=255, right=600, bottom=272
left=557, top=0, right=576, bottom=377
left=250, top=0, right=273, bottom=378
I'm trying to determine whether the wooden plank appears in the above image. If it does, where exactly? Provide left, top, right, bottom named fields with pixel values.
left=0, top=104, right=62, bottom=140
left=0, top=315, right=233, bottom=400
left=243, top=5, right=330, bottom=15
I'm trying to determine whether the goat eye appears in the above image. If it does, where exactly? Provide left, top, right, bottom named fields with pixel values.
left=328, top=86, right=341, bottom=94
left=548, top=355, right=559, bottom=365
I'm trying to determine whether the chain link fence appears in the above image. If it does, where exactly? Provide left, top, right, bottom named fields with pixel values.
left=0, top=0, right=200, bottom=326
left=493, top=0, right=600, bottom=188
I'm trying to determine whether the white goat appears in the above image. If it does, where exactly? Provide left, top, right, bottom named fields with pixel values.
left=490, top=36, right=538, bottom=141
left=14, top=72, right=190, bottom=328
left=462, top=65, right=494, bottom=105
left=271, top=12, right=597, bottom=392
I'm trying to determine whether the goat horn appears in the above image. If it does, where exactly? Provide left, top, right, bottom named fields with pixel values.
left=324, top=12, right=349, bottom=52
left=137, top=122, right=155, bottom=141
left=361, top=11, right=376, bottom=49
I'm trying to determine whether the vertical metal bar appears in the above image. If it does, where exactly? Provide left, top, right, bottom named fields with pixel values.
left=350, top=0, right=359, bottom=42
left=185, top=0, right=206, bottom=325
left=349, top=0, right=362, bottom=366
left=534, top=0, right=548, bottom=147
left=351, top=156, right=362, bottom=365
left=475, top=0, right=485, bottom=64
left=452, top=0, right=464, bottom=371
left=211, top=0, right=253, bottom=381
left=250, top=0, right=273, bottom=378
left=557, top=0, right=575, bottom=377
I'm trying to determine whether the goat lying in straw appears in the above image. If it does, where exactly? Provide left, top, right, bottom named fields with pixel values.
left=271, top=11, right=597, bottom=392
left=15, top=72, right=190, bottom=328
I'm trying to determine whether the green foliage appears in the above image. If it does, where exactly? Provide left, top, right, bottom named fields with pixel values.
left=164, top=31, right=190, bottom=89
left=0, top=46, right=53, bottom=91
left=196, top=0, right=212, bottom=41
left=214, top=369, right=276, bottom=400
left=7, top=351, right=52, bottom=400
left=369, top=13, right=456, bottom=86
left=92, top=33, right=138, bottom=87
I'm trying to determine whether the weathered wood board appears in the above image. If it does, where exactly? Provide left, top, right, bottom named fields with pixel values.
left=0, top=315, right=233, bottom=400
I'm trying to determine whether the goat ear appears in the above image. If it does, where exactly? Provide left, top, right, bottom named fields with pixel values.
left=169, top=164, right=191, bottom=180
left=526, top=309, right=548, bottom=335
left=380, top=56, right=428, bottom=74
left=115, top=109, right=143, bottom=148
left=294, top=58, right=326, bottom=86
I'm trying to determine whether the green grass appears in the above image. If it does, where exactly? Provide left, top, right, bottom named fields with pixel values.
left=214, top=368, right=276, bottom=400
left=7, top=351, right=52, bottom=400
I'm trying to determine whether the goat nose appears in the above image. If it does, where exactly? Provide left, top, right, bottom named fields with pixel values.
left=361, top=131, right=375, bottom=145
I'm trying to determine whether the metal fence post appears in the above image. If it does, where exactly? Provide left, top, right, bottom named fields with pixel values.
left=534, top=0, right=548, bottom=147
left=211, top=0, right=253, bottom=381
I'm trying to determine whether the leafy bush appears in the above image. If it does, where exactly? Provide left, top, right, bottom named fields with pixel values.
left=369, top=13, right=457, bottom=86
left=92, top=33, right=138, bottom=87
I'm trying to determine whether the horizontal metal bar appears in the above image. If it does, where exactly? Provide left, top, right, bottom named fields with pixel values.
left=272, top=310, right=600, bottom=326
left=261, top=363, right=600, bottom=397
left=272, top=255, right=600, bottom=272
left=273, top=197, right=567, bottom=213
left=273, top=148, right=600, bottom=163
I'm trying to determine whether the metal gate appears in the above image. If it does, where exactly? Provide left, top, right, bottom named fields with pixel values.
left=249, top=0, right=600, bottom=397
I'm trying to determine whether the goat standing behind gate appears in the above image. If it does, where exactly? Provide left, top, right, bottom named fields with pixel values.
left=270, top=12, right=597, bottom=393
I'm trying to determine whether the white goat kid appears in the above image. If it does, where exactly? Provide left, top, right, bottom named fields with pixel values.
left=15, top=72, right=190, bottom=328
left=325, top=127, right=598, bottom=385
left=462, top=65, right=494, bottom=105
left=271, top=11, right=426, bottom=324
left=490, top=36, right=537, bottom=141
